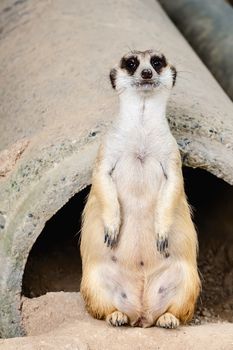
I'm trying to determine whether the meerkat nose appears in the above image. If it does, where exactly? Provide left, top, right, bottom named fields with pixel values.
left=141, top=69, right=153, bottom=79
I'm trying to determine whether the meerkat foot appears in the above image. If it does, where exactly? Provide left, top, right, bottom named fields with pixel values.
left=156, top=234, right=169, bottom=257
left=106, top=311, right=128, bottom=327
left=156, top=312, right=179, bottom=329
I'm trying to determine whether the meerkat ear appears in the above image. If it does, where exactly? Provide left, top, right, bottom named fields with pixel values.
left=109, top=68, right=117, bottom=89
left=170, top=66, right=177, bottom=87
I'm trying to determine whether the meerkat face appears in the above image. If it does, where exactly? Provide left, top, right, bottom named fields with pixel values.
left=110, top=50, right=176, bottom=94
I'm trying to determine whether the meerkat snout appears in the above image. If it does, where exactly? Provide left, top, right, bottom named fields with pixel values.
left=141, top=68, right=153, bottom=80
left=110, top=49, right=177, bottom=92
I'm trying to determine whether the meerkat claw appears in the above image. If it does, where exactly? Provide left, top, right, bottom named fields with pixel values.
left=156, top=235, right=169, bottom=257
left=156, top=312, right=179, bottom=329
left=104, top=227, right=118, bottom=248
left=106, top=311, right=128, bottom=327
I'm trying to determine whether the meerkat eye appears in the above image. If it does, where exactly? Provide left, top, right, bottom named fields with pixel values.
left=120, top=56, right=139, bottom=75
left=126, top=58, right=137, bottom=69
left=150, top=55, right=167, bottom=73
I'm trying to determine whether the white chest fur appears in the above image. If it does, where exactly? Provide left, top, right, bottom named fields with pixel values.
left=105, top=91, right=176, bottom=206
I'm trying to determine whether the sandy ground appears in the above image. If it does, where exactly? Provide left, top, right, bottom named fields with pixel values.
left=0, top=292, right=232, bottom=350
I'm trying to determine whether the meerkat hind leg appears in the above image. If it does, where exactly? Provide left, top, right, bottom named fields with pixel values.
left=156, top=312, right=180, bottom=329
left=106, top=311, right=129, bottom=327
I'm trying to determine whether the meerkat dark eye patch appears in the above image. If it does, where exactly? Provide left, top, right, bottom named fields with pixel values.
left=150, top=55, right=167, bottom=73
left=120, top=56, right=139, bottom=75
left=170, top=66, right=177, bottom=87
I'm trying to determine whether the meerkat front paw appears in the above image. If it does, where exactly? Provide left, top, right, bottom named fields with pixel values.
left=103, top=212, right=120, bottom=248
left=156, top=233, right=169, bottom=258
left=156, top=312, right=179, bottom=329
left=106, top=311, right=128, bottom=327
left=104, top=224, right=119, bottom=248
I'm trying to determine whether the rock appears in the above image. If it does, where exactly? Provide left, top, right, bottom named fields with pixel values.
left=0, top=0, right=233, bottom=338
left=201, top=308, right=212, bottom=318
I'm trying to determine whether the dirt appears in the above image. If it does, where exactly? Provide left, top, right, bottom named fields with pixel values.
left=1, top=293, right=233, bottom=350
left=195, top=240, right=233, bottom=324
left=22, top=292, right=86, bottom=336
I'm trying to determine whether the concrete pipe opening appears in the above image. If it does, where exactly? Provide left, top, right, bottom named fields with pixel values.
left=22, top=186, right=90, bottom=298
left=183, top=168, right=233, bottom=324
left=21, top=168, right=233, bottom=335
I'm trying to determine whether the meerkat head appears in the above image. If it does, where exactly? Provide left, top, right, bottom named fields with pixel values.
left=110, top=50, right=176, bottom=94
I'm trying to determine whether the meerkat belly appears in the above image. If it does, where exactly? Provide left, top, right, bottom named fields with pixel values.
left=102, top=145, right=175, bottom=323
left=112, top=148, right=164, bottom=264
left=115, top=150, right=163, bottom=198
left=101, top=248, right=180, bottom=326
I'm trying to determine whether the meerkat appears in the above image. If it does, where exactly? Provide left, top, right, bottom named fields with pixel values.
left=80, top=49, right=200, bottom=329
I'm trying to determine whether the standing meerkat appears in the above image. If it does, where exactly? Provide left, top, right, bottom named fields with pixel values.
left=80, top=49, right=200, bottom=329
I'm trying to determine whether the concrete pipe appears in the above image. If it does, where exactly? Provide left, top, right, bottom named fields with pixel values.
left=0, top=0, right=233, bottom=338
left=158, top=0, right=233, bottom=100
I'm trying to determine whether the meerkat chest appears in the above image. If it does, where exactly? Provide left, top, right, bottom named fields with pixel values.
left=113, top=123, right=173, bottom=169
left=110, top=125, right=173, bottom=199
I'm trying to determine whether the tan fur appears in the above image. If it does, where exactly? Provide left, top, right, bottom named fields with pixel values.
left=80, top=50, right=200, bottom=328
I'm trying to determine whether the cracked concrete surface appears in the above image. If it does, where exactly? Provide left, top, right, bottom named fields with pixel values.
left=0, top=0, right=233, bottom=340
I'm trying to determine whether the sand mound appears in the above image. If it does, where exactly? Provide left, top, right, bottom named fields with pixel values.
left=0, top=292, right=232, bottom=350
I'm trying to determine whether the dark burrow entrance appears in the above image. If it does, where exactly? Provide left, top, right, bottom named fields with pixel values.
left=22, top=186, right=90, bottom=298
left=183, top=168, right=233, bottom=324
left=22, top=168, right=233, bottom=324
